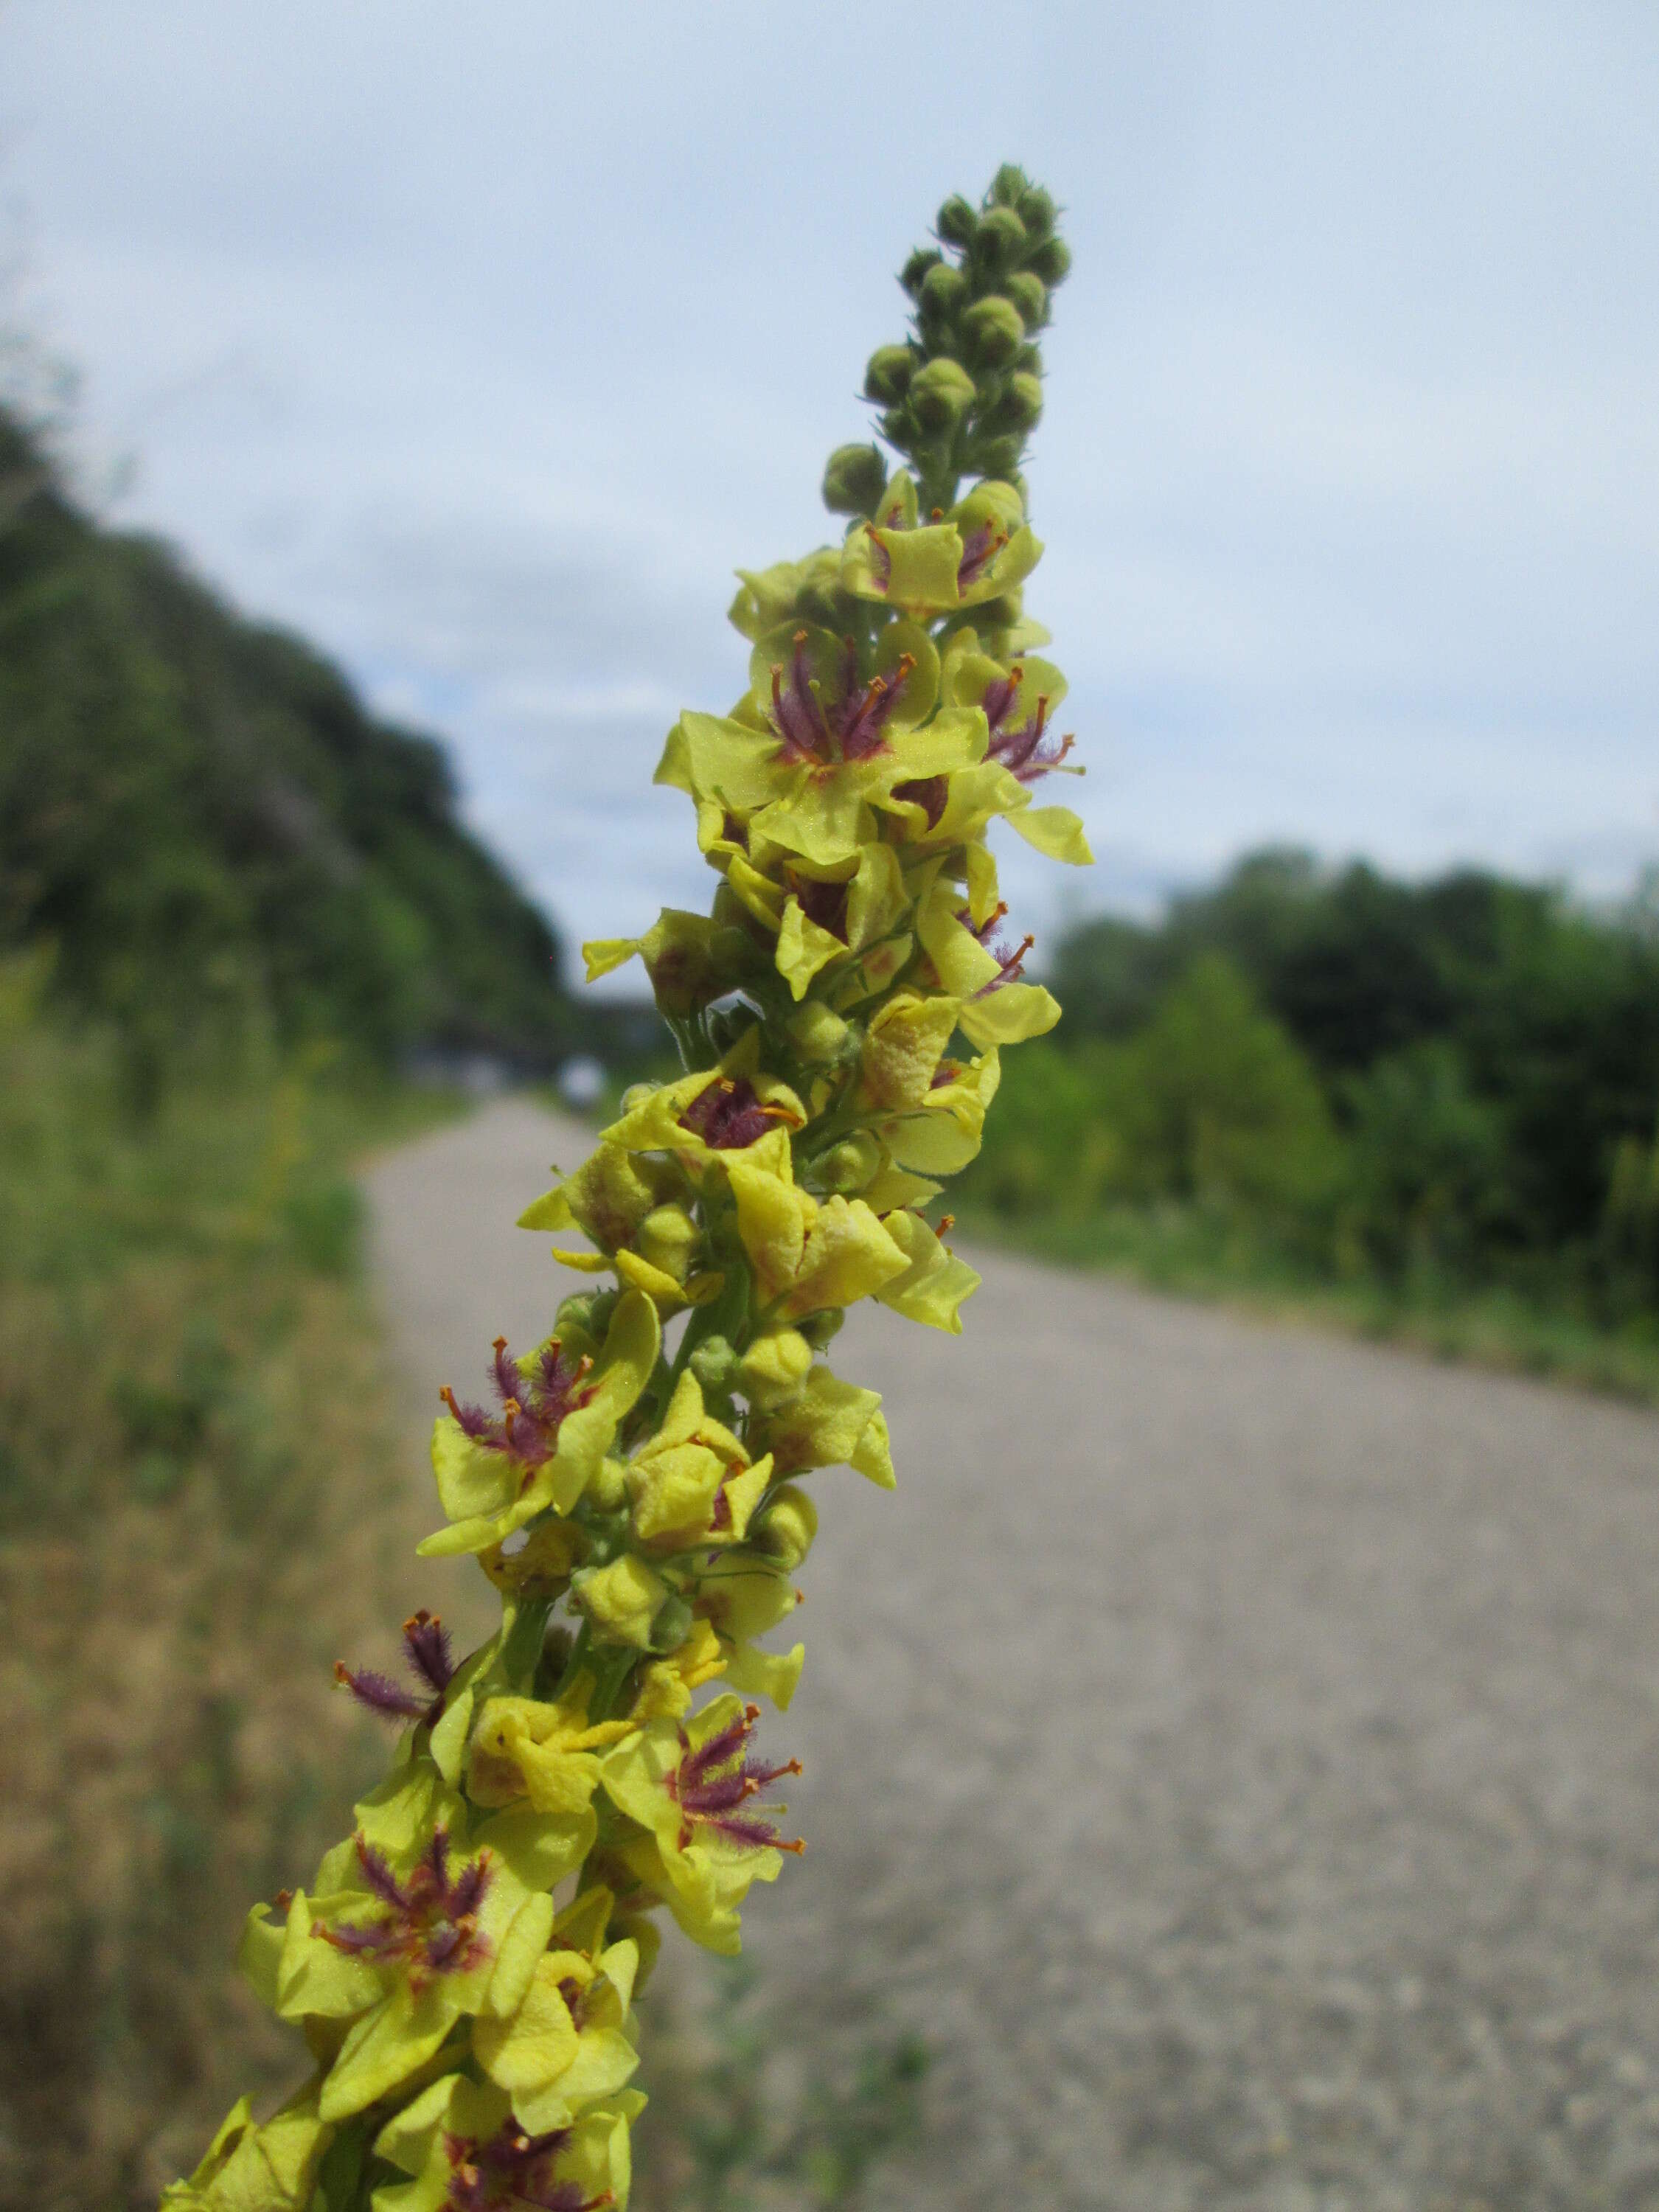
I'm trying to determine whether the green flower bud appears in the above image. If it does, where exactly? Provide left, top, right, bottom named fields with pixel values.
left=990, top=162, right=1029, bottom=206
left=589, top=1454, right=630, bottom=1513
left=822, top=443, right=887, bottom=518
left=901, top=246, right=942, bottom=299
left=919, top=260, right=969, bottom=316
left=995, top=372, right=1044, bottom=431
left=973, top=433, right=1026, bottom=480
left=689, top=1332, right=740, bottom=1396
left=751, top=1484, right=818, bottom=1573
left=962, top=295, right=1026, bottom=367
left=936, top=194, right=977, bottom=247
left=787, top=1000, right=853, bottom=1062
left=797, top=1307, right=844, bottom=1349
left=863, top=345, right=915, bottom=405
left=557, top=1288, right=618, bottom=1338
left=908, top=355, right=976, bottom=430
left=1016, top=184, right=1057, bottom=240
left=647, top=1593, right=695, bottom=1653
left=814, top=1133, right=883, bottom=1194
left=1028, top=235, right=1072, bottom=286
left=1004, top=271, right=1048, bottom=330
left=975, top=205, right=1027, bottom=271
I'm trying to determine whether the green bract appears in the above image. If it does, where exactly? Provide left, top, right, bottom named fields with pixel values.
left=171, top=166, right=1084, bottom=2212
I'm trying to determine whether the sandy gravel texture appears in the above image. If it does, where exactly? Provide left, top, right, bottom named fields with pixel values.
left=365, top=1099, right=1659, bottom=2212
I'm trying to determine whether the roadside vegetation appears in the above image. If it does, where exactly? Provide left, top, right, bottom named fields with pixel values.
left=0, top=960, right=472, bottom=2208
left=961, top=851, right=1659, bottom=1399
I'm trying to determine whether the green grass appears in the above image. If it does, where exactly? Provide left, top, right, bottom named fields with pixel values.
left=955, top=1197, right=1659, bottom=1408
left=0, top=964, right=470, bottom=2210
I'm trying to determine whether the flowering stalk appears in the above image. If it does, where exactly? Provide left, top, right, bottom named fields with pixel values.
left=167, top=165, right=1088, bottom=2212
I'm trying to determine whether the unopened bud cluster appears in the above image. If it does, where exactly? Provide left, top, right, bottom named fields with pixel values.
left=167, top=170, right=1088, bottom=2212
left=822, top=164, right=1072, bottom=524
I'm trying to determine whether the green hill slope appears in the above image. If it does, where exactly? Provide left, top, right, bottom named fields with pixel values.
left=0, top=406, right=579, bottom=1080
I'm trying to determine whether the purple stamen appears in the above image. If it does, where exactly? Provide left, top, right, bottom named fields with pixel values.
left=316, top=1826, right=495, bottom=1989
left=982, top=666, right=1077, bottom=784
left=442, top=2121, right=608, bottom=2212
left=956, top=521, right=1004, bottom=593
left=666, top=1703, right=805, bottom=1857
left=439, top=1333, right=594, bottom=1470
left=679, top=1077, right=793, bottom=1151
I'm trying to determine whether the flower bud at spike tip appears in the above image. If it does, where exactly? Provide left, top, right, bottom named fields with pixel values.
left=1029, top=234, right=1072, bottom=286
left=908, top=355, right=976, bottom=431
left=863, top=345, right=914, bottom=405
left=919, top=260, right=969, bottom=316
left=169, top=166, right=1083, bottom=2206
left=900, top=246, right=942, bottom=299
left=1004, top=271, right=1048, bottom=329
left=963, top=295, right=1026, bottom=367
left=822, top=441, right=888, bottom=517
left=1016, top=183, right=1058, bottom=239
left=995, top=372, right=1044, bottom=433
left=975, top=204, right=1027, bottom=270
left=936, top=193, right=977, bottom=246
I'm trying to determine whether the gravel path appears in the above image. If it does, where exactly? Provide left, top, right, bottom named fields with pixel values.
left=366, top=1099, right=1659, bottom=2211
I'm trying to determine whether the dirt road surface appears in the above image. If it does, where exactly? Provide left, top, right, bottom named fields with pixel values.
left=366, top=1099, right=1659, bottom=2211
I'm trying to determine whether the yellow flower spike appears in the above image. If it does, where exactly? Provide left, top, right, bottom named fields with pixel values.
left=874, top=1208, right=981, bottom=1334
left=170, top=171, right=1089, bottom=2207
left=467, top=1678, right=639, bottom=1818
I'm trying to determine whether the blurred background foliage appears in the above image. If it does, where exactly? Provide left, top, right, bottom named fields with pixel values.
left=962, top=849, right=1659, bottom=1391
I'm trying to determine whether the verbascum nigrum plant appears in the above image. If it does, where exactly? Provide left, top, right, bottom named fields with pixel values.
left=167, top=164, right=1088, bottom=2212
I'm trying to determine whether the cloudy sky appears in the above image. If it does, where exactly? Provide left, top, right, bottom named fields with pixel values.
left=3, top=3, right=1655, bottom=981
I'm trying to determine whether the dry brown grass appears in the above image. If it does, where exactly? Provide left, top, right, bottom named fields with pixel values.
left=0, top=993, right=461, bottom=2210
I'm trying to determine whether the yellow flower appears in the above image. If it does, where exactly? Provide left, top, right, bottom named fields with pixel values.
left=473, top=1921, right=642, bottom=2134
left=467, top=1677, right=639, bottom=1818
left=420, top=1293, right=661, bottom=1557
left=723, top=1128, right=911, bottom=1318
left=751, top=1363, right=896, bottom=1489
left=372, top=2073, right=638, bottom=2212
left=599, top=1694, right=803, bottom=1949
left=916, top=878, right=1060, bottom=1048
left=627, top=1369, right=773, bottom=1550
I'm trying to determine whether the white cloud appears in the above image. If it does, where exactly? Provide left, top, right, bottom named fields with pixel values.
left=3, top=0, right=1655, bottom=984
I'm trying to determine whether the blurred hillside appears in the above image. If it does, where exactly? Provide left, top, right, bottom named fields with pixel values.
left=0, top=405, right=596, bottom=1092
left=967, top=852, right=1659, bottom=1391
